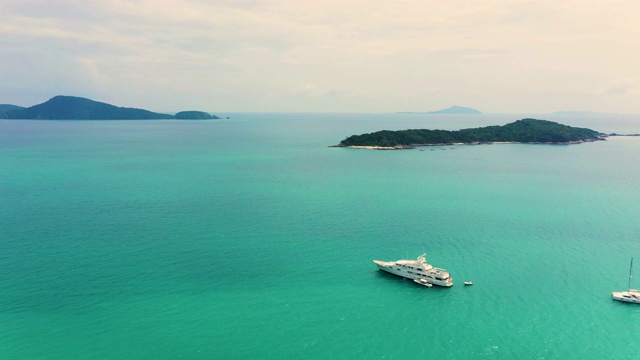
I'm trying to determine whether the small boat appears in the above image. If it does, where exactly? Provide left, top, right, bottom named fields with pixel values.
left=413, top=278, right=433, bottom=287
left=464, top=281, right=473, bottom=286
left=612, top=257, right=640, bottom=304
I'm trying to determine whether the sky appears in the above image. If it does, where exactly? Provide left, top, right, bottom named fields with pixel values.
left=1, top=0, right=639, bottom=113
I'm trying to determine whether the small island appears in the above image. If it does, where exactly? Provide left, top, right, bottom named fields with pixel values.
left=174, top=111, right=218, bottom=120
left=335, top=119, right=605, bottom=149
left=2, top=95, right=220, bottom=120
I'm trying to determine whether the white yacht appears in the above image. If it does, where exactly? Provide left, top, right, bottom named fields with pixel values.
left=373, top=253, right=453, bottom=287
left=612, top=257, right=640, bottom=304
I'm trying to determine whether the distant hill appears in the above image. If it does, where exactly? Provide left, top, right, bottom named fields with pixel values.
left=5, top=96, right=173, bottom=120
left=397, top=105, right=482, bottom=115
left=175, top=111, right=219, bottom=120
left=4, top=96, right=219, bottom=120
left=0, top=104, right=24, bottom=118
left=427, top=105, right=482, bottom=114
left=336, top=119, right=604, bottom=148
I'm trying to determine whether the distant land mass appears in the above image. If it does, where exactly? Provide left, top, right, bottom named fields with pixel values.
left=550, top=111, right=603, bottom=116
left=174, top=111, right=217, bottom=120
left=335, top=119, right=605, bottom=149
left=2, top=96, right=220, bottom=120
left=397, top=105, right=482, bottom=115
left=0, top=104, right=24, bottom=116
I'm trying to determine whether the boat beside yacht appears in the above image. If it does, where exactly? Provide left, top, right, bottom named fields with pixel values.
left=373, top=253, right=453, bottom=287
left=413, top=278, right=433, bottom=287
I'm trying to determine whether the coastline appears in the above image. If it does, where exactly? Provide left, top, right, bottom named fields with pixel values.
left=332, top=137, right=607, bottom=150
left=334, top=119, right=609, bottom=150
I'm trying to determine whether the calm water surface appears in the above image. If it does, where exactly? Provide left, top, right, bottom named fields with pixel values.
left=2, top=113, right=640, bottom=359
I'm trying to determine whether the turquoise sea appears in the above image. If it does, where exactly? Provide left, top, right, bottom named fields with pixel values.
left=2, top=113, right=640, bottom=359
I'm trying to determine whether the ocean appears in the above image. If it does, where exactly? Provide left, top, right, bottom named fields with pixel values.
left=1, top=113, right=640, bottom=359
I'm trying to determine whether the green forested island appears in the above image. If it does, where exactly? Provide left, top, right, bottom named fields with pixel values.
left=337, top=119, right=605, bottom=149
left=174, top=111, right=217, bottom=120
left=2, top=96, right=220, bottom=120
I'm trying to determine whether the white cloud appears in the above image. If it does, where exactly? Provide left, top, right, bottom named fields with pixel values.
left=597, top=79, right=638, bottom=96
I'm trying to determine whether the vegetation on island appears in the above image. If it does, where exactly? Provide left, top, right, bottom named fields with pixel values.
left=338, top=119, right=604, bottom=148
left=2, top=96, right=220, bottom=120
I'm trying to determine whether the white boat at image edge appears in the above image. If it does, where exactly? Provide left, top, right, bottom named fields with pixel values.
left=612, top=257, right=640, bottom=304
left=373, top=253, right=453, bottom=287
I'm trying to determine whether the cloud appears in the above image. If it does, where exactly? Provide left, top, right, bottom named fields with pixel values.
left=462, top=53, right=500, bottom=60
left=597, top=79, right=638, bottom=96
left=301, top=84, right=318, bottom=94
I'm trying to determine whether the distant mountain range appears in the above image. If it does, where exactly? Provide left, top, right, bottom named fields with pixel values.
left=397, top=105, right=482, bottom=115
left=0, top=96, right=219, bottom=120
left=550, top=111, right=605, bottom=116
